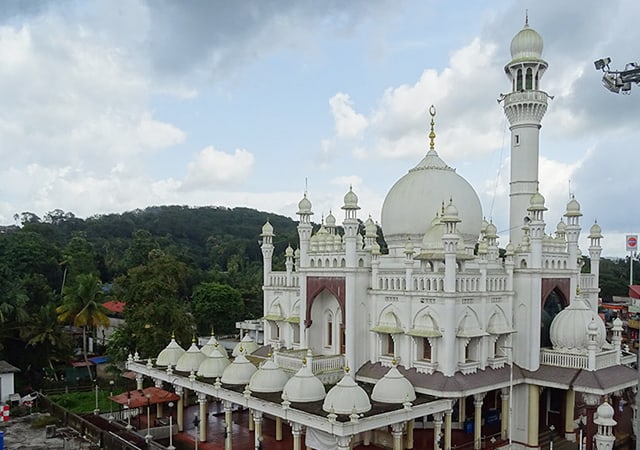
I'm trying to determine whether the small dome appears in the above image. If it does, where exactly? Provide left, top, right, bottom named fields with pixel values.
left=613, top=317, right=624, bottom=331
left=556, top=220, right=567, bottom=233
left=232, top=335, right=260, bottom=357
left=365, top=216, right=377, bottom=237
left=221, top=353, right=257, bottom=385
left=421, top=214, right=445, bottom=250
left=297, top=193, right=313, bottom=215
left=156, top=337, right=185, bottom=367
left=371, top=365, right=416, bottom=404
left=323, top=371, right=371, bottom=415
left=325, top=212, right=336, bottom=227
left=565, top=196, right=582, bottom=217
left=249, top=358, right=289, bottom=393
left=505, top=242, right=515, bottom=255
left=480, top=218, right=489, bottom=234
left=595, top=402, right=617, bottom=427
left=200, top=333, right=219, bottom=356
left=485, top=222, right=497, bottom=238
left=550, top=298, right=606, bottom=353
left=528, top=191, right=546, bottom=210
left=175, top=341, right=206, bottom=373
left=444, top=200, right=459, bottom=218
left=589, top=222, right=603, bottom=238
left=197, top=345, right=230, bottom=378
left=342, top=186, right=360, bottom=210
left=261, top=220, right=274, bottom=236
left=510, top=22, right=544, bottom=61
left=294, top=248, right=300, bottom=258
left=285, top=245, right=294, bottom=257
left=282, top=360, right=325, bottom=402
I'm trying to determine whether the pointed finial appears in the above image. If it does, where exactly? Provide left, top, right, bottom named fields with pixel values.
left=428, top=105, right=437, bottom=151
left=525, top=9, right=529, bottom=27
left=441, top=201, right=445, bottom=214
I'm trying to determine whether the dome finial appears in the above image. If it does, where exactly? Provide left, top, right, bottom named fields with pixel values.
left=428, top=105, right=437, bottom=151
left=525, top=9, right=529, bottom=27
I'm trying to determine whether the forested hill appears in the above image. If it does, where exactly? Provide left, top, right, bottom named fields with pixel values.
left=6, top=206, right=299, bottom=278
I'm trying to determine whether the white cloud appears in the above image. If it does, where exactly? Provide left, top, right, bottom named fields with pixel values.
left=182, top=147, right=255, bottom=190
left=329, top=92, right=368, bottom=139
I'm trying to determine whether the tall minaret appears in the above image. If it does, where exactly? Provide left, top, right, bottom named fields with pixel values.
left=501, top=17, right=552, bottom=246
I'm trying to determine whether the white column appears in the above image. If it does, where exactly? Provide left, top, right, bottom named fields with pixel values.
left=198, top=393, right=207, bottom=442
left=337, top=435, right=352, bottom=450
left=175, top=386, right=184, bottom=432
left=391, top=422, right=404, bottom=450
left=501, top=387, right=510, bottom=440
left=253, top=410, right=263, bottom=450
left=224, top=401, right=233, bottom=450
left=433, top=412, right=443, bottom=450
left=473, top=393, right=485, bottom=450
left=276, top=416, right=283, bottom=441
left=292, top=422, right=304, bottom=450
left=444, top=408, right=453, bottom=450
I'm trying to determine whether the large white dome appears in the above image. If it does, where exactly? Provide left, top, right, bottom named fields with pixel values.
left=549, top=298, right=606, bottom=353
left=381, top=149, right=482, bottom=252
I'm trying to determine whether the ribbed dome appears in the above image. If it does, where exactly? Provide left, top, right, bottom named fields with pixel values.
left=550, top=298, right=606, bottom=353
left=175, top=341, right=206, bottom=373
left=323, top=371, right=371, bottom=415
left=510, top=23, right=544, bottom=61
left=325, top=212, right=336, bottom=227
left=556, top=220, right=566, bottom=233
left=381, top=149, right=482, bottom=252
left=342, top=186, right=360, bottom=210
left=232, top=335, right=260, bottom=357
left=565, top=196, right=582, bottom=217
left=261, top=220, right=274, bottom=236
left=485, top=222, right=497, bottom=238
left=200, top=333, right=219, bottom=356
left=528, top=191, right=547, bottom=211
left=285, top=245, right=294, bottom=257
left=589, top=222, right=603, bottom=238
left=221, top=353, right=257, bottom=385
left=197, top=345, right=230, bottom=378
left=282, top=360, right=325, bottom=402
left=371, top=365, right=416, bottom=404
left=249, top=358, right=289, bottom=393
left=595, top=402, right=616, bottom=426
left=156, top=337, right=185, bottom=367
left=297, top=193, right=312, bottom=215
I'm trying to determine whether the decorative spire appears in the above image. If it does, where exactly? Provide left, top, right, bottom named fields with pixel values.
left=428, top=105, right=437, bottom=151
left=525, top=9, right=529, bottom=27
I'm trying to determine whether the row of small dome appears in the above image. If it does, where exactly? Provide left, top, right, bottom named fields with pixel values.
left=154, top=336, right=416, bottom=416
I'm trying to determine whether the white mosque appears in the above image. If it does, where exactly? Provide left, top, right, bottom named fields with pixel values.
left=127, top=20, right=638, bottom=450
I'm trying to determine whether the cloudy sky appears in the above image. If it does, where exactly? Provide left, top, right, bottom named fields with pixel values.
left=1, top=0, right=639, bottom=257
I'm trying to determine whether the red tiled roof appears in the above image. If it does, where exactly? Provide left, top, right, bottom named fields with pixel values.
left=103, top=300, right=125, bottom=313
left=109, top=386, right=179, bottom=407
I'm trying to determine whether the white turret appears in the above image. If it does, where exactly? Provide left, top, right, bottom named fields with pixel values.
left=260, top=220, right=275, bottom=286
left=588, top=221, right=603, bottom=281
left=564, top=195, right=582, bottom=271
left=341, top=186, right=360, bottom=268
left=296, top=193, right=313, bottom=268
left=527, top=191, right=547, bottom=268
left=501, top=18, right=552, bottom=246
left=441, top=199, right=460, bottom=293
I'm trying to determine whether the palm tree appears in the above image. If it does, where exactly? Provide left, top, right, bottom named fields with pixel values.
left=56, top=274, right=110, bottom=377
left=23, top=304, right=74, bottom=381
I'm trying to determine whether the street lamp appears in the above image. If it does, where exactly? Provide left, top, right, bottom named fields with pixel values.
left=193, top=415, right=200, bottom=450
left=108, top=380, right=114, bottom=422
left=167, top=401, right=175, bottom=450
left=145, top=393, right=152, bottom=442
left=125, top=400, right=132, bottom=430
left=594, top=57, right=640, bottom=94
left=93, top=380, right=99, bottom=415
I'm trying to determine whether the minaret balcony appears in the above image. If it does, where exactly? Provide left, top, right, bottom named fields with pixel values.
left=503, top=89, right=550, bottom=107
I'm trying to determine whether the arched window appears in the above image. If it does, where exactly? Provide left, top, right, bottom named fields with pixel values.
left=516, top=69, right=523, bottom=90
left=326, top=313, right=333, bottom=347
left=525, top=68, right=533, bottom=89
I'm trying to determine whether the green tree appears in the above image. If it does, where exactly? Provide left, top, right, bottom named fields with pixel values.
left=109, top=251, right=195, bottom=361
left=191, top=282, right=244, bottom=335
left=56, top=274, right=110, bottom=376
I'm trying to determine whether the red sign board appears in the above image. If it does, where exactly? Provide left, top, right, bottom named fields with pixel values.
left=627, top=235, right=638, bottom=251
